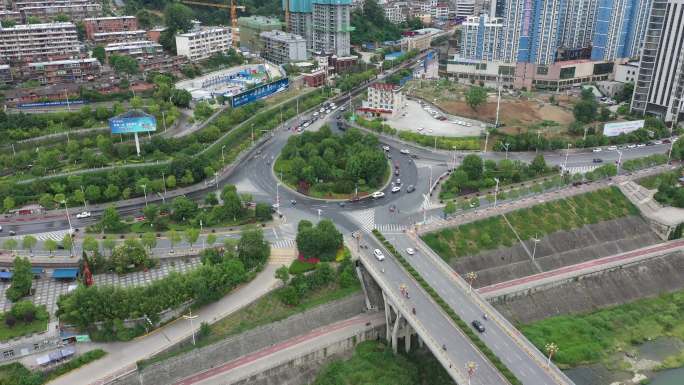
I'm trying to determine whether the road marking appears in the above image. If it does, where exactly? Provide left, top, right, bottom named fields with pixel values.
left=271, top=227, right=279, bottom=240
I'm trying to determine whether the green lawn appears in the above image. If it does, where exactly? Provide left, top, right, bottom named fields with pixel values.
left=520, top=290, right=684, bottom=368
left=0, top=314, right=48, bottom=342
left=0, top=349, right=106, bottom=385
left=137, top=282, right=361, bottom=369
left=422, top=187, right=638, bottom=260
left=313, top=341, right=453, bottom=385
left=636, top=168, right=681, bottom=190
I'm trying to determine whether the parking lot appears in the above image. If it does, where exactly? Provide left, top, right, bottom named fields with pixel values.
left=387, top=99, right=484, bottom=137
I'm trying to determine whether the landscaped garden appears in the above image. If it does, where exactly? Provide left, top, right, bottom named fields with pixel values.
left=422, top=187, right=638, bottom=260
left=275, top=127, right=389, bottom=199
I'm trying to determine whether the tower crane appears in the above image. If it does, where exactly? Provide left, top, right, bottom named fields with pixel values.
left=180, top=0, right=245, bottom=48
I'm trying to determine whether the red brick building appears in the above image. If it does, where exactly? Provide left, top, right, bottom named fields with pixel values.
left=83, top=16, right=138, bottom=42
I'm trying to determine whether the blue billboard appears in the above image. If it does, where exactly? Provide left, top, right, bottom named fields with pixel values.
left=109, top=110, right=157, bottom=134
left=231, top=78, right=289, bottom=108
left=19, top=100, right=85, bottom=108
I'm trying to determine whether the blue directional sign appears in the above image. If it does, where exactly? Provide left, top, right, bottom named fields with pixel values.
left=231, top=78, right=289, bottom=108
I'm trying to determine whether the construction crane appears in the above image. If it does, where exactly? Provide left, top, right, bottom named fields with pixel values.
left=180, top=0, right=245, bottom=48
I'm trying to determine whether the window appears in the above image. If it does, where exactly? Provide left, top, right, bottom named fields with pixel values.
left=536, top=66, right=548, bottom=75
left=560, top=67, right=576, bottom=79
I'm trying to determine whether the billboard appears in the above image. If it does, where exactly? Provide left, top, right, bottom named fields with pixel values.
left=603, top=120, right=645, bottom=137
left=19, top=100, right=85, bottom=108
left=231, top=78, right=289, bottom=108
left=109, top=110, right=157, bottom=134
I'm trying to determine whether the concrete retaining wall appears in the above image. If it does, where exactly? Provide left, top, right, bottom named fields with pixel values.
left=109, top=293, right=367, bottom=385
left=451, top=216, right=661, bottom=288
left=490, top=251, right=684, bottom=323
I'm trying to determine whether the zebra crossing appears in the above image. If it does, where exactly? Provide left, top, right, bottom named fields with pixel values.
left=271, top=239, right=296, bottom=249
left=421, top=194, right=441, bottom=211
left=10, top=229, right=72, bottom=242
left=375, top=224, right=408, bottom=233
left=426, top=215, right=448, bottom=227
left=344, top=208, right=376, bottom=232
left=564, top=165, right=599, bottom=175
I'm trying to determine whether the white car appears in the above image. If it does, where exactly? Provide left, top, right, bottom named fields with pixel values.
left=331, top=105, right=338, bottom=110
left=319, top=108, right=325, bottom=113
left=654, top=140, right=663, bottom=145
left=76, top=211, right=91, bottom=219
left=313, top=111, right=320, bottom=117
left=637, top=143, right=646, bottom=148
left=391, top=186, right=401, bottom=193
left=400, top=149, right=410, bottom=155
left=406, top=247, right=415, bottom=255
left=372, top=191, right=385, bottom=199
left=339, top=106, right=346, bottom=112
left=382, top=145, right=390, bottom=151
left=627, top=144, right=637, bottom=149
left=608, top=145, right=618, bottom=151
left=303, top=122, right=310, bottom=128
left=458, top=121, right=465, bottom=125
left=466, top=122, right=472, bottom=127
left=325, top=109, right=332, bottom=114
left=592, top=148, right=602, bottom=153
left=373, top=249, right=385, bottom=261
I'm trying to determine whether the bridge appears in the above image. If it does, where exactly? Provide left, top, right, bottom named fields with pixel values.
left=353, top=229, right=575, bottom=385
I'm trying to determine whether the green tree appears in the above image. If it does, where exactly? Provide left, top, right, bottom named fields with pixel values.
left=62, top=233, right=74, bottom=255
left=171, top=196, right=197, bottom=223
left=275, top=265, right=290, bottom=285
left=206, top=233, right=217, bottom=248
left=109, top=54, right=139, bottom=75
left=44, top=239, right=58, bottom=255
left=237, top=227, right=270, bottom=270
left=193, top=101, right=213, bottom=121
left=143, top=204, right=159, bottom=225
left=3, top=196, right=14, bottom=212
left=92, top=45, right=106, bottom=64
left=6, top=257, right=32, bottom=301
left=110, top=239, right=152, bottom=274
left=171, top=89, right=192, bottom=108
left=102, top=238, right=116, bottom=256
left=444, top=201, right=456, bottom=217
left=574, top=99, right=598, bottom=123
left=255, top=203, right=272, bottom=222
left=141, top=232, right=157, bottom=251
left=168, top=229, right=181, bottom=252
left=465, top=86, right=487, bottom=111
left=3, top=238, right=18, bottom=251
left=22, top=235, right=37, bottom=253
left=100, top=205, right=123, bottom=232
left=184, top=228, right=200, bottom=249
left=82, top=235, right=99, bottom=253
left=530, top=154, right=548, bottom=175
left=461, top=154, right=483, bottom=180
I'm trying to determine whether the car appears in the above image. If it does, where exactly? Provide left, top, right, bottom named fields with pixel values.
left=637, top=143, right=646, bottom=148
left=391, top=186, right=401, bottom=193
left=372, top=191, right=385, bottom=199
left=325, top=109, right=332, bottom=114
left=466, top=122, right=472, bottom=127
left=313, top=111, right=320, bottom=117
left=373, top=249, right=385, bottom=261
left=593, top=158, right=603, bottom=163
left=400, top=149, right=410, bottom=155
left=663, top=139, right=671, bottom=144
left=608, top=145, right=618, bottom=151
left=471, top=320, right=485, bottom=333
left=76, top=211, right=91, bottom=219
left=396, top=178, right=401, bottom=185
left=654, top=140, right=663, bottom=145
left=406, top=247, right=415, bottom=255
left=331, top=105, right=338, bottom=110
left=9, top=230, right=16, bottom=236
left=592, top=147, right=602, bottom=153
left=646, top=141, right=656, bottom=146
left=627, top=144, right=637, bottom=149
left=410, top=154, right=419, bottom=159
left=303, top=122, right=310, bottom=128
left=417, top=127, right=424, bottom=132
left=319, top=108, right=325, bottom=113
left=0, top=225, right=2, bottom=232
left=406, top=185, right=415, bottom=193
left=382, top=145, right=390, bottom=151
left=339, top=106, right=346, bottom=112
left=394, top=169, right=400, bottom=176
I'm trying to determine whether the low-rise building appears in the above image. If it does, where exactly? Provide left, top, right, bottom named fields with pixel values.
left=104, top=40, right=163, bottom=59
left=0, top=64, right=12, bottom=84
left=0, top=9, right=22, bottom=23
left=401, top=32, right=432, bottom=52
left=24, top=58, right=100, bottom=85
left=0, top=22, right=81, bottom=64
left=238, top=16, right=281, bottom=53
left=16, top=0, right=101, bottom=22
left=92, top=30, right=147, bottom=45
left=383, top=1, right=409, bottom=24
left=260, top=30, right=307, bottom=64
left=358, top=82, right=406, bottom=119
left=138, top=54, right=188, bottom=74
left=83, top=16, right=139, bottom=41
left=303, top=69, right=326, bottom=87
left=175, top=24, right=232, bottom=62
left=614, top=61, right=639, bottom=84
left=147, top=26, right=165, bottom=43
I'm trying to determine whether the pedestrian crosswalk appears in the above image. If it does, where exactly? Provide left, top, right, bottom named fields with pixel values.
left=11, top=229, right=71, bottom=242
left=271, top=239, right=296, bottom=249
left=344, top=208, right=376, bottom=232
left=375, top=224, right=408, bottom=233
left=564, top=165, right=599, bottom=175
left=421, top=194, right=440, bottom=211
left=426, top=215, right=448, bottom=227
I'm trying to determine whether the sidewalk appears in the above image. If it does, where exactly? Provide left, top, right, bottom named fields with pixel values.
left=47, top=264, right=280, bottom=385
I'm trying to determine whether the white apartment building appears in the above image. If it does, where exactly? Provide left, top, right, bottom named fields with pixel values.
left=384, top=1, right=408, bottom=24
left=312, top=0, right=352, bottom=57
left=359, top=82, right=406, bottom=119
left=460, top=14, right=504, bottom=61
left=176, top=25, right=232, bottom=62
left=260, top=30, right=307, bottom=64
left=0, top=22, right=81, bottom=64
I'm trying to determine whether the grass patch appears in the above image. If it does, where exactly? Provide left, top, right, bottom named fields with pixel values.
left=0, top=349, right=106, bottom=385
left=423, top=187, right=637, bottom=260
left=137, top=281, right=360, bottom=370
left=288, top=259, right=318, bottom=274
left=520, top=290, right=684, bottom=368
left=0, top=312, right=48, bottom=342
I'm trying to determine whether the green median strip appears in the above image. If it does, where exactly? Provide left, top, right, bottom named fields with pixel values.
left=371, top=229, right=523, bottom=385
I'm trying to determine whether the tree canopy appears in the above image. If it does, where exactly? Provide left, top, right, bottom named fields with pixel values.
left=296, top=219, right=343, bottom=261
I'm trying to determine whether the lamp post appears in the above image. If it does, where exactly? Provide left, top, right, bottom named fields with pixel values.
left=616, top=149, right=623, bottom=174
left=503, top=142, right=510, bottom=160
left=60, top=199, right=73, bottom=234
left=531, top=235, right=540, bottom=261
left=183, top=309, right=199, bottom=345
left=80, top=185, right=87, bottom=210
left=545, top=342, right=558, bottom=368
left=493, top=177, right=500, bottom=207
left=563, top=143, right=571, bottom=174
left=482, top=131, right=489, bottom=175
left=221, top=145, right=226, bottom=164
left=465, top=271, right=477, bottom=293
left=140, top=184, right=148, bottom=207
left=161, top=171, right=167, bottom=203
left=466, top=361, right=477, bottom=385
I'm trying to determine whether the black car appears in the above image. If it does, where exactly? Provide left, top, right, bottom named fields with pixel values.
left=471, top=320, right=485, bottom=333
left=593, top=158, right=603, bottom=163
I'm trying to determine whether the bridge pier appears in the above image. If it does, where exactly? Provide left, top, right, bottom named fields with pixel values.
left=404, top=322, right=412, bottom=353
left=382, top=292, right=416, bottom=354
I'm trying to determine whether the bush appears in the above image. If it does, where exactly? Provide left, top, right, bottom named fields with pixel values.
left=289, top=259, right=317, bottom=275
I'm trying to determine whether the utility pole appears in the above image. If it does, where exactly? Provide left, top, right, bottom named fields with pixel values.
left=531, top=235, right=540, bottom=261
left=563, top=143, right=571, bottom=174
left=183, top=309, right=199, bottom=345
left=503, top=142, right=510, bottom=160
left=141, top=184, right=148, bottom=207
left=493, top=178, right=500, bottom=207
left=494, top=74, right=501, bottom=129
left=482, top=131, right=489, bottom=175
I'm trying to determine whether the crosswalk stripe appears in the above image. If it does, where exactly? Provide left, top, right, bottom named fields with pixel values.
left=376, top=224, right=408, bottom=233
left=421, top=194, right=439, bottom=211
left=564, top=165, right=599, bottom=175
left=271, top=239, right=296, bottom=249
left=11, top=230, right=71, bottom=242
left=344, top=208, right=376, bottom=232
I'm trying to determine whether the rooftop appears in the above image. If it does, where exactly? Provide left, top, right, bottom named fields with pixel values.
left=0, top=21, right=75, bottom=30
left=83, top=15, right=136, bottom=21
left=28, top=58, right=99, bottom=67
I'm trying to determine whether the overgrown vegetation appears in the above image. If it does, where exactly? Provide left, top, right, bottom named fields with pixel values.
left=0, top=301, right=48, bottom=341
left=423, top=187, right=637, bottom=259
left=5, top=257, right=32, bottom=302
left=275, top=127, right=388, bottom=198
left=372, top=230, right=523, bottom=385
left=0, top=349, right=106, bottom=385
left=295, top=219, right=343, bottom=261
left=520, top=290, right=684, bottom=368
left=350, top=0, right=422, bottom=45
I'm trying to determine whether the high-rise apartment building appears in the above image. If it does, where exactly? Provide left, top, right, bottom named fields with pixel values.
left=631, top=0, right=684, bottom=124
left=559, top=0, right=598, bottom=51
left=312, top=0, right=352, bottom=56
left=0, top=22, right=81, bottom=64
left=283, top=0, right=313, bottom=50
left=501, top=0, right=566, bottom=65
left=460, top=14, right=504, bottom=61
left=238, top=16, right=282, bottom=53
left=590, top=0, right=653, bottom=60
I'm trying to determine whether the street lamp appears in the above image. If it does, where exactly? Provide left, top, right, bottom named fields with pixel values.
left=80, top=185, right=87, bottom=210
left=221, top=145, right=226, bottom=164
left=531, top=235, right=540, bottom=261
left=482, top=131, right=490, bottom=175
left=161, top=171, right=167, bottom=202
left=493, top=177, right=500, bottom=208
left=183, top=309, right=199, bottom=345
left=503, top=142, right=510, bottom=160
left=616, top=150, right=623, bottom=174
left=563, top=143, right=571, bottom=174
left=140, top=184, right=148, bottom=207
left=545, top=342, right=558, bottom=368
left=466, top=361, right=477, bottom=385
left=465, top=271, right=477, bottom=293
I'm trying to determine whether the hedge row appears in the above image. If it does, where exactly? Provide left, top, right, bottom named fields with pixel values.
left=371, top=229, right=522, bottom=385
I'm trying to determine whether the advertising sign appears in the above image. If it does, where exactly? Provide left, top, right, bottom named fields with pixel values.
left=109, top=111, right=157, bottom=134
left=603, top=120, right=645, bottom=137
left=231, top=78, right=289, bottom=108
left=19, top=100, right=85, bottom=108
